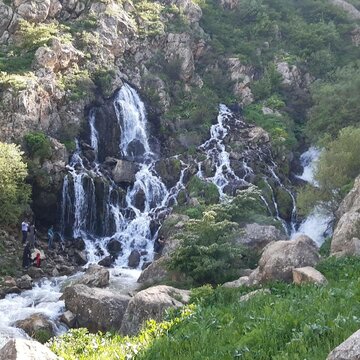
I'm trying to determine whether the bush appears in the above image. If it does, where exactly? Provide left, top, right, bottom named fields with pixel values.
left=187, top=176, right=219, bottom=205
left=167, top=211, right=249, bottom=285
left=24, top=132, right=51, bottom=161
left=0, top=142, right=31, bottom=225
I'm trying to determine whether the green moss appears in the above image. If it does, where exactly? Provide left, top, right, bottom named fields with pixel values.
left=187, top=176, right=219, bottom=205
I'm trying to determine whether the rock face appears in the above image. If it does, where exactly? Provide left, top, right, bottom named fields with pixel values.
left=0, top=339, right=59, bottom=360
left=15, top=313, right=55, bottom=338
left=235, top=223, right=285, bottom=253
left=62, top=284, right=130, bottom=332
left=71, top=264, right=110, bottom=288
left=120, top=285, right=190, bottom=335
left=329, top=0, right=360, bottom=20
left=292, top=267, right=328, bottom=286
left=327, top=329, right=360, bottom=360
left=331, top=175, right=360, bottom=257
left=112, top=160, right=138, bottom=183
left=246, top=235, right=320, bottom=284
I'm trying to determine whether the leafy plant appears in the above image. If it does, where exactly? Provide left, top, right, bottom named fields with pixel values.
left=24, top=131, right=51, bottom=161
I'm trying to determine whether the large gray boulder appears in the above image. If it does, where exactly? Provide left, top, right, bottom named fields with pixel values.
left=137, top=258, right=170, bottom=285
left=247, top=235, right=320, bottom=284
left=120, top=285, right=190, bottom=336
left=0, top=339, right=59, bottom=360
left=71, top=265, right=110, bottom=288
left=235, top=223, right=285, bottom=253
left=62, top=284, right=130, bottom=333
left=331, top=175, right=360, bottom=257
left=327, top=329, right=360, bottom=359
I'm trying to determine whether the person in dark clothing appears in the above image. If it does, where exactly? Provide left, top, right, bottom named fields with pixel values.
left=22, top=243, right=31, bottom=268
left=154, top=236, right=165, bottom=254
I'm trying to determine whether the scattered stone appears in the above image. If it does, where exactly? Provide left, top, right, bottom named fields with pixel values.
left=73, top=237, right=86, bottom=251
left=239, top=289, right=271, bottom=302
left=0, top=339, right=59, bottom=360
left=74, top=250, right=87, bottom=266
left=112, top=159, right=137, bottom=183
left=71, top=265, right=109, bottom=288
left=293, top=266, right=328, bottom=286
left=16, top=275, right=33, bottom=290
left=15, top=313, right=54, bottom=338
left=98, top=255, right=114, bottom=267
left=60, top=310, right=76, bottom=328
left=107, top=239, right=122, bottom=257
left=27, top=267, right=45, bottom=280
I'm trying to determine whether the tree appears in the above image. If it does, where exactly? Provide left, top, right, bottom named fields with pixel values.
left=0, top=142, right=31, bottom=225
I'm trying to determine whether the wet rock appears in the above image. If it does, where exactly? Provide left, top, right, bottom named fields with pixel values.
left=16, top=275, right=33, bottom=290
left=98, top=255, right=115, bottom=267
left=74, top=250, right=87, bottom=266
left=71, top=265, right=110, bottom=288
left=15, top=313, right=55, bottom=338
left=128, top=250, right=141, bottom=268
left=107, top=239, right=122, bottom=256
left=60, top=310, right=76, bottom=328
left=154, top=158, right=182, bottom=188
left=235, top=223, right=285, bottom=253
left=0, top=339, right=59, bottom=360
left=120, top=285, right=190, bottom=336
left=292, top=266, right=328, bottom=286
left=63, top=284, right=130, bottom=333
left=73, top=237, right=86, bottom=251
left=27, top=267, right=45, bottom=280
left=112, top=159, right=137, bottom=183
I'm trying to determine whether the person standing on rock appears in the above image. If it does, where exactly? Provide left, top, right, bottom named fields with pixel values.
left=28, top=223, right=36, bottom=248
left=21, top=219, right=29, bottom=244
left=48, top=225, right=54, bottom=250
left=22, top=243, right=31, bottom=268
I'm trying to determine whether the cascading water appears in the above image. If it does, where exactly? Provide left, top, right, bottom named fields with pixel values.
left=60, top=83, right=187, bottom=267
left=291, top=147, right=333, bottom=245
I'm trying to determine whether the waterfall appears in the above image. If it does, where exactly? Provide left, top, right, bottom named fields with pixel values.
left=60, top=83, right=187, bottom=267
left=291, top=147, right=333, bottom=245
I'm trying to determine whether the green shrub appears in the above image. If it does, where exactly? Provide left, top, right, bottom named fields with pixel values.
left=24, top=131, right=51, bottom=160
left=167, top=211, right=249, bottom=285
left=187, top=176, right=219, bottom=205
left=93, top=68, right=115, bottom=97
left=0, top=142, right=31, bottom=226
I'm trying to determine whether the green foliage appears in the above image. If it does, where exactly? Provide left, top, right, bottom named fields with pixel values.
left=187, top=177, right=219, bottom=205
left=306, top=62, right=360, bottom=142
left=167, top=211, right=249, bottom=285
left=244, top=103, right=296, bottom=149
left=33, top=329, right=53, bottom=344
left=251, top=64, right=282, bottom=100
left=92, top=68, right=115, bottom=97
left=298, top=127, right=360, bottom=213
left=24, top=132, right=51, bottom=161
left=319, top=237, right=332, bottom=257
left=0, top=142, right=31, bottom=226
left=133, top=0, right=165, bottom=37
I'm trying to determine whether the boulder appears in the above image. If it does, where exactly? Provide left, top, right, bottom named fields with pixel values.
left=128, top=250, right=141, bottom=268
left=16, top=275, right=33, bottom=290
left=112, top=160, right=137, bottom=183
left=248, top=235, right=320, bottom=284
left=0, top=339, right=59, bottom=360
left=15, top=313, right=54, bottom=338
left=62, top=284, right=130, bottom=333
left=26, top=267, right=45, bottom=280
left=329, top=0, right=360, bottom=20
left=107, top=239, right=122, bottom=256
left=120, top=285, right=190, bottom=336
left=72, top=265, right=109, bottom=288
left=60, top=310, right=76, bottom=328
left=73, top=237, right=86, bottom=251
left=15, top=0, right=51, bottom=22
left=327, top=329, right=360, bottom=360
left=292, top=266, right=327, bottom=286
left=74, top=250, right=87, bottom=266
left=235, top=223, right=284, bottom=253
left=137, top=258, right=170, bottom=285
left=98, top=255, right=115, bottom=267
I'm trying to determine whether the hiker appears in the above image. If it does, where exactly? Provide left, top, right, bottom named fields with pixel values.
left=154, top=236, right=165, bottom=254
left=28, top=223, right=36, bottom=248
left=21, top=220, right=29, bottom=244
left=22, top=243, right=31, bottom=268
left=34, top=252, right=41, bottom=268
left=48, top=225, right=54, bottom=250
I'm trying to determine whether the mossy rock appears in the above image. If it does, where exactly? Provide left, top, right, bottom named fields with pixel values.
left=275, top=187, right=293, bottom=221
left=187, top=176, right=219, bottom=205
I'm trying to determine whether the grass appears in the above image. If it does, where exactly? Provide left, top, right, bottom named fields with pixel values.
left=49, top=257, right=360, bottom=359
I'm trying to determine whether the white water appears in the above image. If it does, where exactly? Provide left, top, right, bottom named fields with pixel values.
left=0, top=277, right=68, bottom=349
left=291, top=147, right=333, bottom=245
left=89, top=109, right=99, bottom=161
